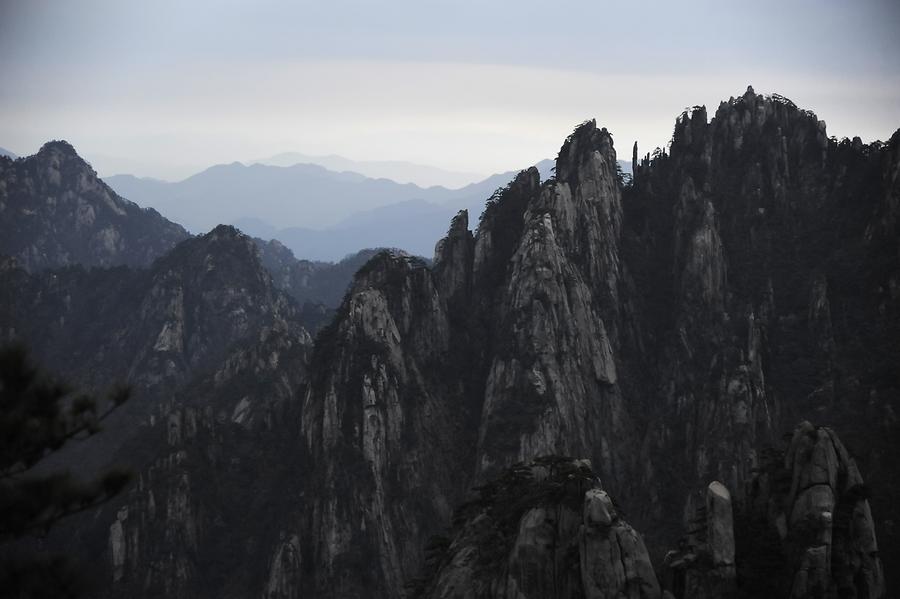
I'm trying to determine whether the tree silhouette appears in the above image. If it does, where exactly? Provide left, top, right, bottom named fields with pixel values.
left=0, top=343, right=132, bottom=598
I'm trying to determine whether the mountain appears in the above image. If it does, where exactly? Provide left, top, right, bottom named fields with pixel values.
left=103, top=161, right=487, bottom=234
left=238, top=159, right=558, bottom=261
left=1, top=223, right=315, bottom=595
left=105, top=160, right=557, bottom=260
left=0, top=225, right=311, bottom=474
left=252, top=151, right=486, bottom=188
left=295, top=88, right=898, bottom=597
left=253, top=239, right=396, bottom=331
left=254, top=240, right=389, bottom=307
left=3, top=89, right=897, bottom=599
left=0, top=147, right=16, bottom=159
left=0, top=141, right=188, bottom=271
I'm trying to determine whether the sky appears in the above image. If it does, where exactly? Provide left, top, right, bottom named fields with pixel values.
left=1, top=0, right=899, bottom=184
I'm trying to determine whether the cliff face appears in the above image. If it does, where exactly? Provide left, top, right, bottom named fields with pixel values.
left=297, top=124, right=653, bottom=596
left=299, top=249, right=474, bottom=597
left=739, top=422, right=884, bottom=599
left=0, top=141, right=188, bottom=271
left=297, top=89, right=899, bottom=597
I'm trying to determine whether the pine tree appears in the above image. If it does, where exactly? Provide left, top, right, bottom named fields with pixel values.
left=0, top=343, right=132, bottom=598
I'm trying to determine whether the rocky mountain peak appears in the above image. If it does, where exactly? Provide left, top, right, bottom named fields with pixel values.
left=36, top=139, right=80, bottom=159
left=434, top=210, right=474, bottom=305
left=157, top=225, right=260, bottom=276
left=555, top=119, right=616, bottom=186
left=0, top=140, right=188, bottom=270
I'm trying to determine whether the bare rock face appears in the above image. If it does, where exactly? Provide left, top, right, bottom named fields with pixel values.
left=476, top=126, right=634, bottom=483
left=414, top=458, right=661, bottom=599
left=663, top=481, right=736, bottom=599
left=781, top=423, right=883, bottom=598
left=0, top=141, right=188, bottom=271
left=300, top=251, right=472, bottom=598
left=742, top=422, right=884, bottom=598
left=433, top=209, right=475, bottom=306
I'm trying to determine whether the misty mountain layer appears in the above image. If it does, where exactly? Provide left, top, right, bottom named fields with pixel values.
left=104, top=159, right=563, bottom=260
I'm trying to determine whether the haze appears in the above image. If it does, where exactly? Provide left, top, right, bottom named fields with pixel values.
left=1, top=0, right=898, bottom=184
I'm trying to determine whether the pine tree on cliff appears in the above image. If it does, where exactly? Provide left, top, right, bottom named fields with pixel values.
left=0, top=344, right=132, bottom=598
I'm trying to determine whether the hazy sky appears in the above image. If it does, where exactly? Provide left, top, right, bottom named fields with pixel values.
left=1, top=0, right=898, bottom=183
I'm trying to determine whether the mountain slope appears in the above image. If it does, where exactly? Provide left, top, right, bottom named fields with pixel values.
left=0, top=225, right=311, bottom=475
left=0, top=141, right=188, bottom=271
left=1, top=221, right=316, bottom=599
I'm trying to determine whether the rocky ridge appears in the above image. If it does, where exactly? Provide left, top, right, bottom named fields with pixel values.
left=0, top=141, right=188, bottom=271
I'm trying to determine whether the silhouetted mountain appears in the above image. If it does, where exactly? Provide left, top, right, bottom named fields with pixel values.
left=0, top=141, right=188, bottom=271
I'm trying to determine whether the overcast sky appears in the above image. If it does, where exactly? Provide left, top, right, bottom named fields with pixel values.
left=1, top=0, right=898, bottom=183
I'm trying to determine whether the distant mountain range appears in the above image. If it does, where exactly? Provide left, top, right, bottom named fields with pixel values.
left=0, top=146, right=17, bottom=159
left=251, top=151, right=486, bottom=188
left=104, top=158, right=624, bottom=261
left=15, top=140, right=632, bottom=261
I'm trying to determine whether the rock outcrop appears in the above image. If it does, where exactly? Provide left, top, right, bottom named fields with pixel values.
left=0, top=141, right=188, bottom=270
left=413, top=458, right=661, bottom=599
left=663, top=481, right=736, bottom=599
left=740, top=422, right=885, bottom=599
